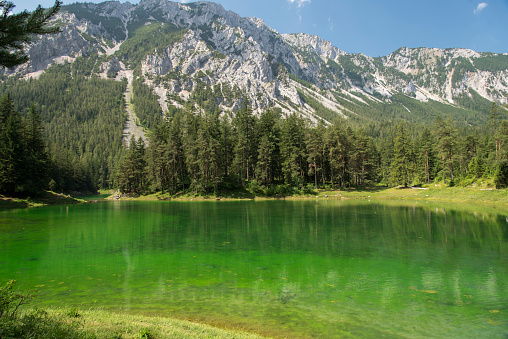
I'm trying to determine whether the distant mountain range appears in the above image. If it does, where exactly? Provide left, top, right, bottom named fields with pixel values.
left=6, top=0, right=508, bottom=125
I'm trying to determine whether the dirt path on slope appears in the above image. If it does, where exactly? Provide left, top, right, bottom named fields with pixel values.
left=122, top=75, right=148, bottom=147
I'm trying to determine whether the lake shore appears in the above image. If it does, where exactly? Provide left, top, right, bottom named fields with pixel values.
left=98, top=184, right=508, bottom=212
left=3, top=182, right=507, bottom=211
left=5, top=306, right=270, bottom=339
left=0, top=191, right=85, bottom=209
left=52, top=308, right=270, bottom=339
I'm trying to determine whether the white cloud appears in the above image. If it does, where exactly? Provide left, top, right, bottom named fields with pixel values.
left=328, top=16, right=334, bottom=31
left=474, top=2, right=488, bottom=14
left=287, top=0, right=311, bottom=8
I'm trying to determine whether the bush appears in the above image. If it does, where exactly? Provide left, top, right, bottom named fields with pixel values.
left=0, top=280, right=85, bottom=339
left=246, top=180, right=264, bottom=196
left=304, top=183, right=317, bottom=195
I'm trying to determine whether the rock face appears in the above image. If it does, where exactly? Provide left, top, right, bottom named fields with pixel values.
left=8, top=0, right=508, bottom=121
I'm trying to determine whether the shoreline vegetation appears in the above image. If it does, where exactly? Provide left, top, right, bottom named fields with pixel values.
left=0, top=191, right=86, bottom=209
left=1, top=303, right=269, bottom=339
left=2, top=181, right=508, bottom=212
left=107, top=179, right=508, bottom=211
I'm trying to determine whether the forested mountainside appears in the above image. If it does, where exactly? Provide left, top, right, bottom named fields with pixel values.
left=1, top=0, right=508, bottom=194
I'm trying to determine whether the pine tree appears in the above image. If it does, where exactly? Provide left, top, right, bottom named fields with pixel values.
left=255, top=135, right=272, bottom=186
left=390, top=122, right=411, bottom=187
left=255, top=108, right=280, bottom=186
left=489, top=103, right=503, bottom=160
left=232, top=102, right=256, bottom=187
left=116, top=135, right=146, bottom=193
left=147, top=123, right=169, bottom=193
left=23, top=103, right=49, bottom=194
left=182, top=113, right=201, bottom=193
left=326, top=121, right=349, bottom=189
left=219, top=114, right=234, bottom=183
left=434, top=116, right=457, bottom=184
left=280, top=114, right=306, bottom=187
left=0, top=94, right=24, bottom=194
left=306, top=125, right=322, bottom=190
left=0, top=1, right=61, bottom=68
left=418, top=127, right=434, bottom=183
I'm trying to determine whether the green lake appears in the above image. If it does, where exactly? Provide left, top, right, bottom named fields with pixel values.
left=0, top=200, right=507, bottom=338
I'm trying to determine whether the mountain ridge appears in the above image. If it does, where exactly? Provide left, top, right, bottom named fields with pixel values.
left=5, top=0, right=508, bottom=125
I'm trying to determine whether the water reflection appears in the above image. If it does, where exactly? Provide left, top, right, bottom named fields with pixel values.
left=0, top=200, right=507, bottom=338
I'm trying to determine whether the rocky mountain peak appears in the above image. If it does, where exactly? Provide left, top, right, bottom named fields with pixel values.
left=6, top=0, right=508, bottom=123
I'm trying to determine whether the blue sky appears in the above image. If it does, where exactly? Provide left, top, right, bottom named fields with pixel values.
left=15, top=0, right=508, bottom=57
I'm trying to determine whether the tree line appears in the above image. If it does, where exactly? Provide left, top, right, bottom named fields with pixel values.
left=0, top=63, right=127, bottom=191
left=0, top=94, right=96, bottom=196
left=114, top=102, right=508, bottom=196
left=2, top=79, right=506, bottom=198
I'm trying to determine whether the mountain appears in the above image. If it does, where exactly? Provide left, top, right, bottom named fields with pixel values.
left=4, top=0, right=508, bottom=126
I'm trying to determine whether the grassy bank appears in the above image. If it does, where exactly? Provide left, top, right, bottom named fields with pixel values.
left=321, top=184, right=508, bottom=206
left=1, top=307, right=268, bottom=339
left=103, top=183, right=508, bottom=208
left=64, top=308, right=268, bottom=339
left=0, top=191, right=85, bottom=209
left=0, top=279, right=267, bottom=338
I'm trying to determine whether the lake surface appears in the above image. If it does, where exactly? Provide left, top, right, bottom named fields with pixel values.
left=1, top=200, right=507, bottom=338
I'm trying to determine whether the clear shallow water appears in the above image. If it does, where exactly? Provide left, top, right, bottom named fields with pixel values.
left=0, top=200, right=507, bottom=338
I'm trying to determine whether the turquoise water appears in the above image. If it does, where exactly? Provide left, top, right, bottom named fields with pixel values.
left=0, top=200, right=507, bottom=338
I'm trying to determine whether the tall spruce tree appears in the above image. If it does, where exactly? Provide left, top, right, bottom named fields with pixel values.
left=434, top=116, right=457, bottom=184
left=306, top=125, right=322, bottom=190
left=0, top=94, right=24, bottom=194
left=116, top=136, right=146, bottom=193
left=24, top=103, right=49, bottom=194
left=418, top=127, right=434, bottom=184
left=390, top=122, right=411, bottom=187
left=232, top=102, right=256, bottom=187
left=280, top=114, right=306, bottom=187
left=255, top=108, right=280, bottom=186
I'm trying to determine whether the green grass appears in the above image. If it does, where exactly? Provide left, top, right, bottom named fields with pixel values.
left=0, top=191, right=84, bottom=210
left=7, top=307, right=269, bottom=339
left=1, top=280, right=267, bottom=339
left=316, top=184, right=508, bottom=214
left=106, top=181, right=508, bottom=211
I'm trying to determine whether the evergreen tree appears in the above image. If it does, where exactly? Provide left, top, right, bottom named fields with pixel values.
left=494, top=120, right=508, bottom=160
left=232, top=102, right=256, bottom=187
left=169, top=113, right=186, bottom=194
left=116, top=136, right=146, bottom=193
left=256, top=134, right=272, bottom=186
left=390, top=122, right=411, bottom=187
left=219, top=114, right=234, bottom=183
left=280, top=114, right=306, bottom=187
left=182, top=113, right=201, bottom=193
left=255, top=108, right=280, bottom=186
left=434, top=116, right=457, bottom=184
left=147, top=123, right=170, bottom=193
left=306, top=125, right=322, bottom=190
left=489, top=103, right=503, bottom=160
left=23, top=104, right=49, bottom=194
left=0, top=1, right=61, bottom=68
left=0, top=94, right=24, bottom=194
left=196, top=114, right=221, bottom=194
left=418, top=127, right=434, bottom=184
left=326, top=121, right=349, bottom=189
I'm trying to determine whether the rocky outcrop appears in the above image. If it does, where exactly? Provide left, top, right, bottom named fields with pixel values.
left=8, top=0, right=508, bottom=119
